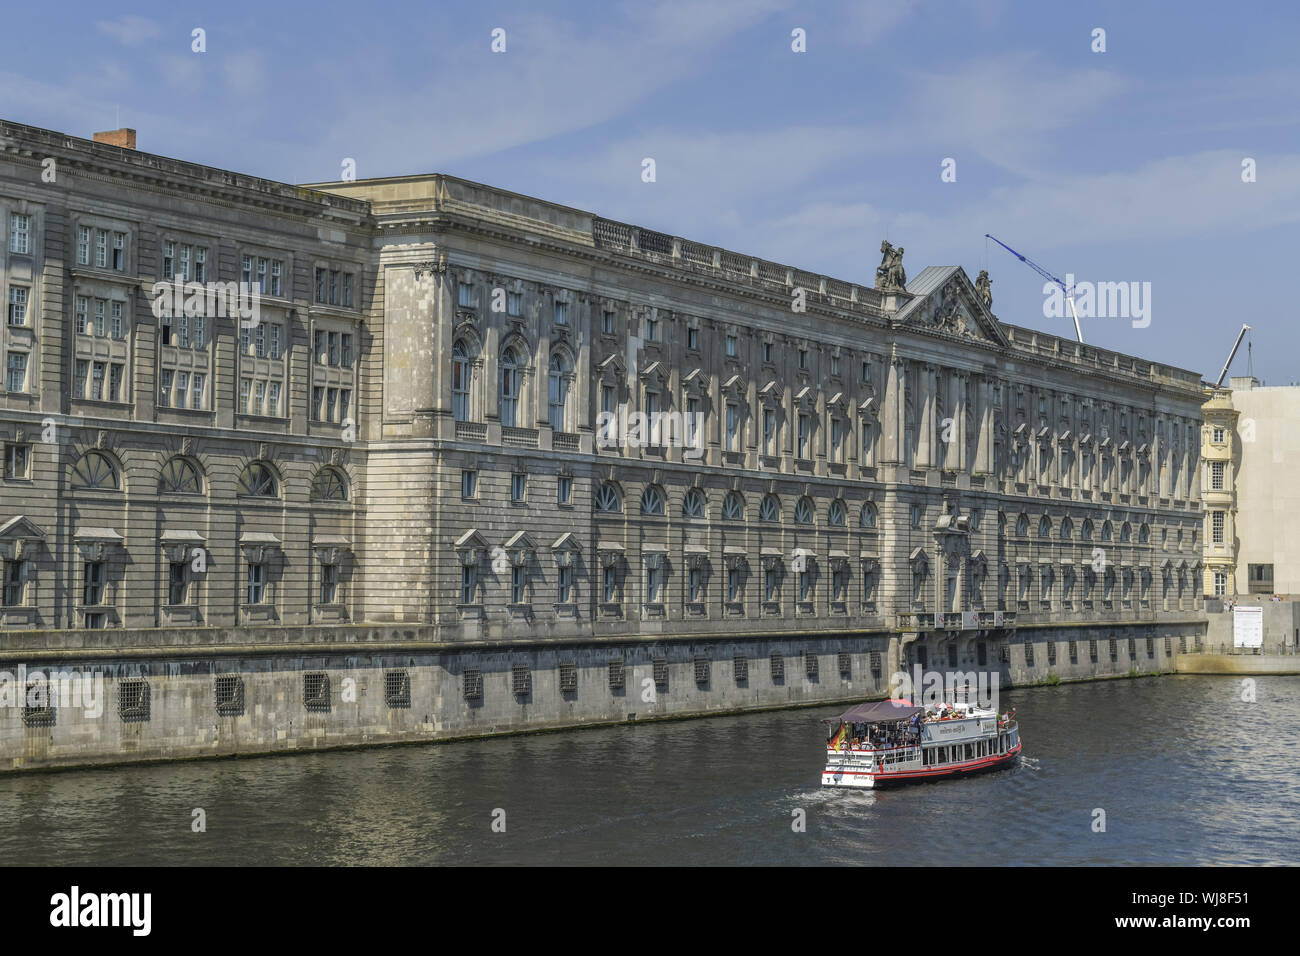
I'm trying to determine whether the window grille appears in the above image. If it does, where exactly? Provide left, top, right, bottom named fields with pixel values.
left=838, top=652, right=852, bottom=679
left=870, top=650, right=882, bottom=674
left=1025, top=643, right=1035, bottom=667
left=734, top=655, right=749, bottom=684
left=119, top=678, right=150, bottom=721
left=805, top=652, right=819, bottom=680
left=463, top=668, right=483, bottom=700
left=385, top=669, right=410, bottom=708
left=23, top=680, right=54, bottom=727
left=215, top=675, right=244, bottom=716
left=694, top=657, right=710, bottom=685
left=559, top=661, right=578, bottom=693
left=770, top=653, right=785, bottom=683
left=304, top=672, right=330, bottom=711
left=511, top=664, right=531, bottom=697
left=608, top=659, right=625, bottom=691
left=652, top=657, right=669, bottom=689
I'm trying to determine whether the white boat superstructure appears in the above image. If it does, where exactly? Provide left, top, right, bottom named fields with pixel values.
left=821, top=699, right=1021, bottom=789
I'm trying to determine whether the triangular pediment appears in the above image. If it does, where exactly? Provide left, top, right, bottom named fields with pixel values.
left=895, top=267, right=1009, bottom=348
left=0, top=515, right=45, bottom=540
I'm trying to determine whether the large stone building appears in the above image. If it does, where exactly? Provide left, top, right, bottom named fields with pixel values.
left=0, top=119, right=1209, bottom=768
left=1201, top=376, right=1300, bottom=597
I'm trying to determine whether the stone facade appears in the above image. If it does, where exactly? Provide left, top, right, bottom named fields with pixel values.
left=0, top=120, right=1210, bottom=768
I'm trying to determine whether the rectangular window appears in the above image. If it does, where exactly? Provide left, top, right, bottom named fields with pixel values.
left=4, top=443, right=31, bottom=479
left=686, top=396, right=700, bottom=450
left=111, top=232, right=125, bottom=270
left=343, top=273, right=353, bottom=308
left=645, top=316, right=656, bottom=340
left=9, top=213, right=30, bottom=254
left=726, top=334, right=736, bottom=357
left=7, top=286, right=28, bottom=326
left=339, top=389, right=350, bottom=424
left=1211, top=461, right=1224, bottom=490
left=325, top=386, right=337, bottom=422
left=93, top=299, right=105, bottom=336
left=511, top=473, right=526, bottom=502
left=764, top=567, right=777, bottom=602
left=554, top=300, right=568, bottom=326
left=158, top=369, right=173, bottom=407
left=763, top=408, right=776, bottom=454
left=246, top=564, right=265, bottom=604
left=175, top=371, right=189, bottom=409
left=240, top=325, right=251, bottom=356
left=254, top=381, right=267, bottom=417
left=329, top=270, right=339, bottom=305
left=194, top=247, right=206, bottom=283
left=727, top=568, right=739, bottom=602
left=1213, top=426, right=1225, bottom=444
left=76, top=296, right=88, bottom=334
left=77, top=226, right=90, bottom=265
left=178, top=244, right=191, bottom=281
left=797, top=414, right=810, bottom=459
left=601, top=310, right=614, bottom=334
left=109, top=364, right=123, bottom=403
left=557, top=475, right=572, bottom=505
left=168, top=562, right=187, bottom=606
left=94, top=229, right=108, bottom=268
left=688, top=567, right=702, bottom=602
left=462, top=469, right=477, bottom=498
left=726, top=404, right=739, bottom=451
left=460, top=566, right=475, bottom=604
left=191, top=372, right=205, bottom=410
left=316, top=268, right=327, bottom=303
left=110, top=301, right=123, bottom=339
left=557, top=566, right=572, bottom=604
left=830, top=418, right=844, bottom=463
left=255, top=324, right=266, bottom=358
left=328, top=331, right=339, bottom=366
left=5, top=352, right=27, bottom=393
left=798, top=348, right=807, bottom=369
left=90, top=361, right=105, bottom=401
left=1212, top=511, right=1225, bottom=544
left=83, top=561, right=104, bottom=605
left=266, top=381, right=280, bottom=417
left=645, top=566, right=661, bottom=603
left=601, top=384, right=616, bottom=416
left=269, top=323, right=281, bottom=360
left=763, top=342, right=772, bottom=363
left=687, top=327, right=698, bottom=350
left=508, top=292, right=522, bottom=316
left=320, top=563, right=338, bottom=604
left=74, top=360, right=88, bottom=399
left=162, top=242, right=175, bottom=279
left=312, top=386, right=324, bottom=420
left=511, top=566, right=526, bottom=604
left=340, top=333, right=353, bottom=368
left=603, top=566, right=616, bottom=603
left=2, top=559, right=23, bottom=605
left=239, top=378, right=251, bottom=414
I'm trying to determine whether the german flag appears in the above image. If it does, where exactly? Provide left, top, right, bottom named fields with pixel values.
left=830, top=722, right=848, bottom=751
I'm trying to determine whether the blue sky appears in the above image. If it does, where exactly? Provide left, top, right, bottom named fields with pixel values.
left=4, top=0, right=1298, bottom=384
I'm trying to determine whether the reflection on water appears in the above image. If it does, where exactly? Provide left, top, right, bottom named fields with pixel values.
left=0, top=675, right=1295, bottom=866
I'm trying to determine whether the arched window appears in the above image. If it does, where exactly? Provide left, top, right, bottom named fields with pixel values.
left=310, top=467, right=348, bottom=501
left=795, top=497, right=814, bottom=525
left=1138, top=523, right=1150, bottom=544
left=860, top=502, right=878, bottom=529
left=760, top=495, right=780, bottom=522
left=548, top=352, right=570, bottom=432
left=1016, top=514, right=1029, bottom=537
left=158, top=457, right=201, bottom=494
left=1120, top=522, right=1132, bottom=543
left=683, top=488, right=706, bottom=519
left=640, top=486, right=665, bottom=516
left=998, top=511, right=1007, bottom=536
left=722, top=491, right=744, bottom=521
left=237, top=462, right=278, bottom=498
left=1101, top=520, right=1113, bottom=542
left=452, top=340, right=471, bottom=422
left=1037, top=515, right=1051, bottom=539
left=1060, top=517, right=1073, bottom=541
left=1081, top=518, right=1094, bottom=541
left=72, top=451, right=119, bottom=490
left=828, top=500, right=846, bottom=527
left=595, top=482, right=622, bottom=513
left=500, top=345, right=522, bottom=428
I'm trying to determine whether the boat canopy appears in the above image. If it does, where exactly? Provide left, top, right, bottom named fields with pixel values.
left=821, top=700, right=923, bottom=725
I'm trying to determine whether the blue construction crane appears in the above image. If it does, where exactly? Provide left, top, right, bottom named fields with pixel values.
left=985, top=233, right=1084, bottom=344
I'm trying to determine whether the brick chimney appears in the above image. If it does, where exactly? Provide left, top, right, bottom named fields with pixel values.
left=93, top=128, right=137, bottom=149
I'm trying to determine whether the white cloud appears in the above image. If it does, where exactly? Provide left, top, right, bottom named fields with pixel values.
left=96, top=16, right=161, bottom=47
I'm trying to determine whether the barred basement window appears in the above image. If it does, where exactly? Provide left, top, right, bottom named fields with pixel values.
left=559, top=661, right=578, bottom=693
left=1128, top=638, right=1137, bottom=661
left=1108, top=638, right=1118, bottom=662
left=23, top=680, right=54, bottom=727
left=652, top=657, right=669, bottom=690
left=608, top=659, right=625, bottom=691
left=1047, top=642, right=1057, bottom=665
left=1146, top=637, right=1155, bottom=659
left=734, top=654, right=749, bottom=684
left=771, top=653, right=785, bottom=683
left=215, top=675, right=244, bottom=716
left=998, top=645, right=1010, bottom=664
left=1178, top=636, right=1187, bottom=654
left=384, top=669, right=411, bottom=708
left=463, top=669, right=483, bottom=700
left=512, top=664, right=531, bottom=697
left=838, top=652, right=852, bottom=679
left=694, top=657, right=710, bottom=685
left=1089, top=639, right=1098, bottom=662
left=805, top=652, right=819, bottom=681
left=118, top=678, right=150, bottom=721
left=1068, top=640, right=1078, bottom=664
left=1164, top=637, right=1172, bottom=656
left=870, top=650, right=882, bottom=674
left=1024, top=643, right=1035, bottom=667
left=303, top=672, right=330, bottom=711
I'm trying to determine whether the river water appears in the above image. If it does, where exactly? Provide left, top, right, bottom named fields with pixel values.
left=0, top=674, right=1294, bottom=866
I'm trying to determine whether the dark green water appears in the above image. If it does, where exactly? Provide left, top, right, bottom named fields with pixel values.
left=0, top=674, right=1294, bottom=865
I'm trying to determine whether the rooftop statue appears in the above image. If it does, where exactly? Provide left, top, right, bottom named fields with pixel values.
left=976, top=269, right=992, bottom=309
left=875, top=241, right=906, bottom=292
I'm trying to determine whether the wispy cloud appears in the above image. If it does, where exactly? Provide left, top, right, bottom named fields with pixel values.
left=96, top=15, right=161, bottom=47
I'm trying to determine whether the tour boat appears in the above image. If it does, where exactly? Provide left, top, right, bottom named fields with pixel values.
left=820, top=698, right=1021, bottom=788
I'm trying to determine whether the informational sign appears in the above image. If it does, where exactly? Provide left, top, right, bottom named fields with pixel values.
left=1233, top=605, right=1264, bottom=648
